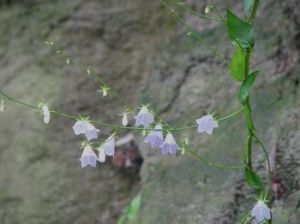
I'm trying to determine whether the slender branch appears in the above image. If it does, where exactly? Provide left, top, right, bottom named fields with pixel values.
left=169, top=0, right=221, bottom=22
left=248, top=0, right=260, bottom=25
left=253, top=133, right=272, bottom=187
left=210, top=0, right=226, bottom=25
left=185, top=146, right=243, bottom=169
left=160, top=0, right=227, bottom=64
left=0, top=90, right=244, bottom=132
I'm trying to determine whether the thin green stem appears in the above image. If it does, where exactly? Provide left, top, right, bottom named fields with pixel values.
left=248, top=0, right=260, bottom=25
left=169, top=0, right=221, bottom=22
left=46, top=42, right=131, bottom=109
left=217, top=107, right=245, bottom=122
left=253, top=133, right=272, bottom=188
left=160, top=0, right=227, bottom=64
left=185, top=146, right=242, bottom=169
left=210, top=0, right=226, bottom=25
left=0, top=90, right=244, bottom=132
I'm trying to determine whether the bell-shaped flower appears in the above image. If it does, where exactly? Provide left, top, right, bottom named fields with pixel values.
left=42, top=104, right=50, bottom=124
left=250, top=200, right=271, bottom=223
left=134, top=106, right=154, bottom=128
left=79, top=145, right=98, bottom=168
left=159, top=132, right=178, bottom=156
left=84, top=123, right=100, bottom=141
left=122, top=111, right=128, bottom=127
left=102, top=135, right=115, bottom=157
left=73, top=120, right=100, bottom=141
left=196, top=114, right=218, bottom=135
left=144, top=124, right=164, bottom=149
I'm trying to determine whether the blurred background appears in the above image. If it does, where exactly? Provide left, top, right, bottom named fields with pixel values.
left=0, top=0, right=299, bottom=223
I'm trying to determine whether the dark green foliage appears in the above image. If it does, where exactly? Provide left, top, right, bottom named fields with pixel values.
left=226, top=10, right=254, bottom=52
left=239, top=71, right=258, bottom=104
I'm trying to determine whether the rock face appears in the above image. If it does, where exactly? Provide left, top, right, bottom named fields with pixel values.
left=0, top=0, right=299, bottom=224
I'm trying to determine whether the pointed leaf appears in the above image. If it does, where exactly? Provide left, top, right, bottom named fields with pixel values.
left=226, top=10, right=254, bottom=52
left=239, top=71, right=258, bottom=104
left=126, top=193, right=141, bottom=220
left=245, top=166, right=264, bottom=190
left=230, top=47, right=246, bottom=81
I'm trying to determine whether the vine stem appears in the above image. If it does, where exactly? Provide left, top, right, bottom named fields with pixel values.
left=0, top=90, right=244, bottom=132
left=185, top=146, right=242, bottom=170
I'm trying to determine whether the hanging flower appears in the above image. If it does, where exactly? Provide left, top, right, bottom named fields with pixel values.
left=41, top=104, right=50, bottom=124
left=97, top=145, right=106, bottom=163
left=196, top=114, right=218, bottom=135
left=144, top=124, right=164, bottom=149
left=73, top=120, right=100, bottom=141
left=122, top=111, right=128, bottom=127
left=79, top=145, right=98, bottom=168
left=250, top=200, right=271, bottom=223
left=134, top=106, right=154, bottom=128
left=160, top=132, right=178, bottom=156
left=102, top=135, right=115, bottom=157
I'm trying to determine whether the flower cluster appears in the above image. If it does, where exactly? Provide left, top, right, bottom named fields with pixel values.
left=135, top=106, right=219, bottom=156
left=38, top=103, right=219, bottom=166
left=73, top=119, right=100, bottom=141
left=79, top=135, right=115, bottom=167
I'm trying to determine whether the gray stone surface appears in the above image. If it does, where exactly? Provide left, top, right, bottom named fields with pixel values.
left=0, top=0, right=299, bottom=223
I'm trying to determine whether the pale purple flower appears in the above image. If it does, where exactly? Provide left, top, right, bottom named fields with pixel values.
left=134, top=106, right=154, bottom=128
left=79, top=145, right=98, bottom=168
left=72, top=120, right=100, bottom=140
left=144, top=124, right=164, bottom=149
left=196, top=114, right=218, bottom=135
left=160, top=132, right=178, bottom=156
left=251, top=201, right=271, bottom=223
left=102, top=135, right=115, bottom=157
left=42, top=104, right=50, bottom=124
left=84, top=123, right=100, bottom=141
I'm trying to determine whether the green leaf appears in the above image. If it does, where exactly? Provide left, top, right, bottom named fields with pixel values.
left=230, top=47, right=246, bottom=81
left=239, top=71, right=258, bottom=104
left=117, top=193, right=142, bottom=224
left=244, top=0, right=255, bottom=13
left=226, top=10, right=254, bottom=52
left=244, top=166, right=264, bottom=190
left=126, top=193, right=141, bottom=220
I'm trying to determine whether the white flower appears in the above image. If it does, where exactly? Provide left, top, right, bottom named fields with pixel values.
left=0, top=99, right=5, bottom=112
left=251, top=200, right=271, bottom=223
left=97, top=146, right=106, bottom=163
left=79, top=145, right=98, bottom=168
left=42, top=104, right=50, bottom=124
left=196, top=114, right=218, bottom=135
left=73, top=120, right=100, bottom=141
left=122, top=111, right=128, bottom=127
